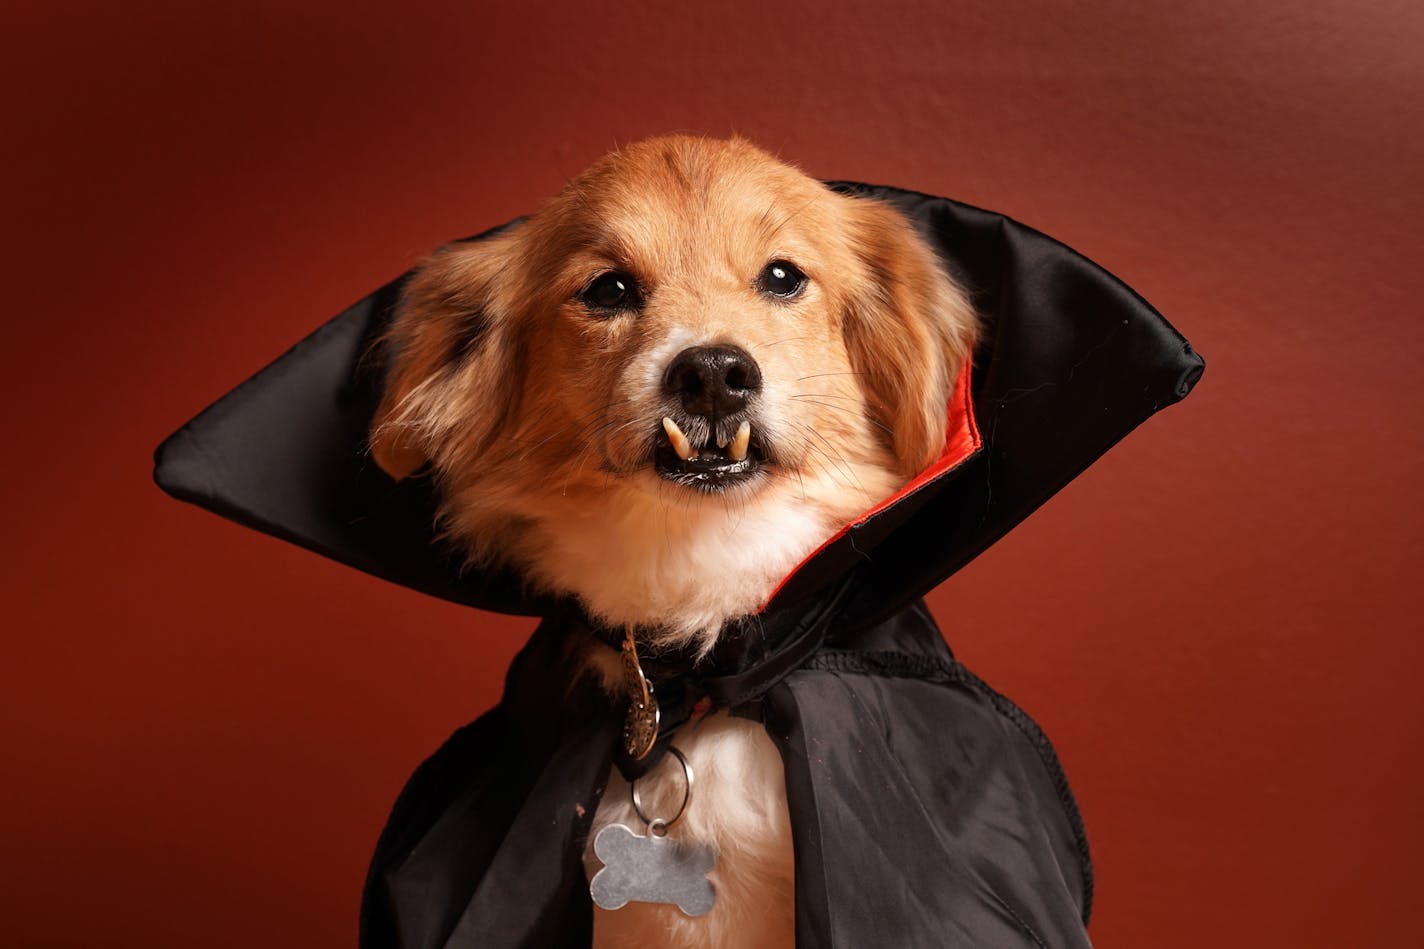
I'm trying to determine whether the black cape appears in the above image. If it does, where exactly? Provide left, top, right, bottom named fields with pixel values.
left=154, top=183, right=1204, bottom=948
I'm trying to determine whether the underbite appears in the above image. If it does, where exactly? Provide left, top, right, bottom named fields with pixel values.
left=655, top=416, right=764, bottom=491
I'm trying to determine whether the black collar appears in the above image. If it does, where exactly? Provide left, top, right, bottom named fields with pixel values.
left=571, top=579, right=854, bottom=780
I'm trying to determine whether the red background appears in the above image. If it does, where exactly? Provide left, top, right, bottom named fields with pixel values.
left=4, top=1, right=1421, bottom=946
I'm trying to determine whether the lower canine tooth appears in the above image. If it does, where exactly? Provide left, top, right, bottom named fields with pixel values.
left=662, top=417, right=695, bottom=461
left=729, top=420, right=751, bottom=462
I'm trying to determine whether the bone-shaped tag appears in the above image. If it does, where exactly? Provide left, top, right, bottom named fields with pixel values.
left=589, top=823, right=716, bottom=917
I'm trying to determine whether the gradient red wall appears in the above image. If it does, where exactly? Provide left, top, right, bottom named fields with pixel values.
left=4, top=1, right=1420, bottom=945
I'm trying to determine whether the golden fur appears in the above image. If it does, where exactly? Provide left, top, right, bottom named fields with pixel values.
left=369, top=135, right=976, bottom=947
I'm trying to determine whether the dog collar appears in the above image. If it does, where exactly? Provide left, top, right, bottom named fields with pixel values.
left=576, top=579, right=855, bottom=780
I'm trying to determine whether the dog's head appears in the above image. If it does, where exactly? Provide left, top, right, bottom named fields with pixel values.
left=369, top=136, right=975, bottom=646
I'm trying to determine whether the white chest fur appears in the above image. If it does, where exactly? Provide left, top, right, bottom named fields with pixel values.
left=585, top=711, right=795, bottom=949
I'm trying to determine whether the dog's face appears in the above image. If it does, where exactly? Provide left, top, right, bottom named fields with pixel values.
left=370, top=137, right=975, bottom=646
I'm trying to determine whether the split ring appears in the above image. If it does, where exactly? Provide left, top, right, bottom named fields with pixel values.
left=630, top=745, right=694, bottom=831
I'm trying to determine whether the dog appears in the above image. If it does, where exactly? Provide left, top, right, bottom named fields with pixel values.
left=365, top=135, right=978, bottom=948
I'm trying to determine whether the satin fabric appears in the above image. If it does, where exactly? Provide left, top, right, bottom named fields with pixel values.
left=153, top=184, right=1204, bottom=947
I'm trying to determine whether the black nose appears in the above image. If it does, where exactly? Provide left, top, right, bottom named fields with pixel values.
left=664, top=344, right=763, bottom=418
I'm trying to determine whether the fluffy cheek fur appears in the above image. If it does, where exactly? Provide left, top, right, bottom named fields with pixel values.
left=368, top=137, right=976, bottom=649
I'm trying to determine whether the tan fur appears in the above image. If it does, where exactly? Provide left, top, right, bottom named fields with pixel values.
left=370, top=136, right=977, bottom=947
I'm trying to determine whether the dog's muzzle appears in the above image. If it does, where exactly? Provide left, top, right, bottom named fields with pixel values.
left=653, top=344, right=766, bottom=491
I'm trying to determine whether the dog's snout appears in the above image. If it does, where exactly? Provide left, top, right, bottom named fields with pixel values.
left=664, top=345, right=763, bottom=418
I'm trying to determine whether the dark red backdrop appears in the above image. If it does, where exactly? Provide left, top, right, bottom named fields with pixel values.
left=4, top=1, right=1420, bottom=945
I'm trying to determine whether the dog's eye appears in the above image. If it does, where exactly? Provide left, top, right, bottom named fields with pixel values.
left=757, top=260, right=807, bottom=299
left=580, top=271, right=642, bottom=313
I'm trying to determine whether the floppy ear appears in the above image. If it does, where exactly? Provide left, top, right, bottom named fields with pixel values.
left=841, top=198, right=978, bottom=477
left=368, top=236, right=519, bottom=480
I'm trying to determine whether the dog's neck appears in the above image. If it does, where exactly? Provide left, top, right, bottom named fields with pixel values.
left=502, top=463, right=897, bottom=657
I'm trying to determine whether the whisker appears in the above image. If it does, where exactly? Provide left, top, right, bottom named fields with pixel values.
left=790, top=396, right=896, bottom=438
left=515, top=430, right=564, bottom=461
left=787, top=419, right=865, bottom=494
left=794, top=371, right=867, bottom=382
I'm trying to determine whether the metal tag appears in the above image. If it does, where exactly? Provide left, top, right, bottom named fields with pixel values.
left=589, top=823, right=716, bottom=917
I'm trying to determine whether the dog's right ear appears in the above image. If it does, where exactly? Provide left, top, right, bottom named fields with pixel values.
left=368, top=236, right=517, bottom=481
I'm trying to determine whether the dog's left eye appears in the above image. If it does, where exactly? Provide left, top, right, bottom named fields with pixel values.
left=757, top=260, right=807, bottom=299
left=580, top=271, right=643, bottom=313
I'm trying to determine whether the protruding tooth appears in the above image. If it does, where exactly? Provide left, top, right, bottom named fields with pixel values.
left=728, top=420, right=752, bottom=462
left=662, top=417, right=695, bottom=461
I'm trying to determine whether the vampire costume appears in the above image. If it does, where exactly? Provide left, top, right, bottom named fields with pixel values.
left=154, top=183, right=1204, bottom=948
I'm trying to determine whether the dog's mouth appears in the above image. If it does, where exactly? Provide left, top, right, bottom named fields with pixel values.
left=653, top=416, right=765, bottom=491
